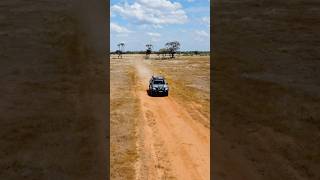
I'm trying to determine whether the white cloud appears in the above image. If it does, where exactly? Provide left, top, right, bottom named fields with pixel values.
left=147, top=32, right=161, bottom=43
left=110, top=22, right=131, bottom=33
left=195, top=30, right=209, bottom=37
left=180, top=29, right=187, bottom=33
left=194, top=30, right=209, bottom=41
left=151, top=38, right=159, bottom=42
left=110, top=11, right=115, bottom=17
left=138, top=0, right=182, bottom=10
left=115, top=34, right=129, bottom=37
left=111, top=0, right=188, bottom=25
left=185, top=6, right=209, bottom=14
left=147, top=32, right=161, bottom=37
left=186, top=0, right=194, bottom=2
left=201, top=16, right=210, bottom=26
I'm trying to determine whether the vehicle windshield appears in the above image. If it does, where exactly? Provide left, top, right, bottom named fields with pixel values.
left=153, top=80, right=165, bottom=84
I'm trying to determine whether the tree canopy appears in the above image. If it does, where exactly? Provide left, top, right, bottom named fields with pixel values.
left=165, top=41, right=180, bottom=58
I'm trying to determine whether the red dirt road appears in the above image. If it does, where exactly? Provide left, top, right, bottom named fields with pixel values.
left=133, top=58, right=210, bottom=180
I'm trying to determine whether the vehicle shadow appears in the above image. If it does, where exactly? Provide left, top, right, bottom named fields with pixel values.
left=146, top=89, right=167, bottom=97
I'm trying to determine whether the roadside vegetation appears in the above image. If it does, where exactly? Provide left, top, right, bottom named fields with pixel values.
left=110, top=58, right=140, bottom=180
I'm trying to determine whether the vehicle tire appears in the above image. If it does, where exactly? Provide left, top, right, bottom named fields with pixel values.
left=165, top=91, right=169, bottom=96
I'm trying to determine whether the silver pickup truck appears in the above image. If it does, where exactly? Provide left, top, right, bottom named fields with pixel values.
left=148, top=75, right=169, bottom=96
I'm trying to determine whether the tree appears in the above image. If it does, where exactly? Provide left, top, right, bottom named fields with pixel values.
left=117, top=42, right=125, bottom=58
left=117, top=42, right=125, bottom=51
left=165, top=41, right=180, bottom=58
left=145, top=44, right=152, bottom=58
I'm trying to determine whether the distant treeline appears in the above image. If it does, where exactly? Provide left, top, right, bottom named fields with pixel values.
left=110, top=51, right=210, bottom=56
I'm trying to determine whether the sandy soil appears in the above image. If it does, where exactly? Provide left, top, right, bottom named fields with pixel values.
left=111, top=54, right=210, bottom=179
left=134, top=57, right=209, bottom=180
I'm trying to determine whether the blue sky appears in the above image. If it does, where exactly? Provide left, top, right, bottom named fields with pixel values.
left=110, top=0, right=210, bottom=51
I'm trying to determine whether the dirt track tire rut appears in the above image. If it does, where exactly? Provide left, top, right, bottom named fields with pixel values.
left=134, top=57, right=210, bottom=180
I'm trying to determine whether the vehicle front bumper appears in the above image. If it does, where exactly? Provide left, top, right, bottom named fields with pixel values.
left=151, top=89, right=168, bottom=94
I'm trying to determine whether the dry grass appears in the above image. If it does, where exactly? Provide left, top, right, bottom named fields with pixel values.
left=146, top=55, right=210, bottom=128
left=110, top=58, right=139, bottom=180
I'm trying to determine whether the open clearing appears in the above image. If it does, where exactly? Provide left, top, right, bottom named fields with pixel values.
left=111, top=54, right=210, bottom=179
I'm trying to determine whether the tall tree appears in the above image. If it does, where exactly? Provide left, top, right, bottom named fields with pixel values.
left=146, top=44, right=152, bottom=57
left=165, top=41, right=180, bottom=58
left=116, top=42, right=125, bottom=58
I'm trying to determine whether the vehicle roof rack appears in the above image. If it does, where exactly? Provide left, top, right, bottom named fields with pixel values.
left=154, top=76, right=164, bottom=79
